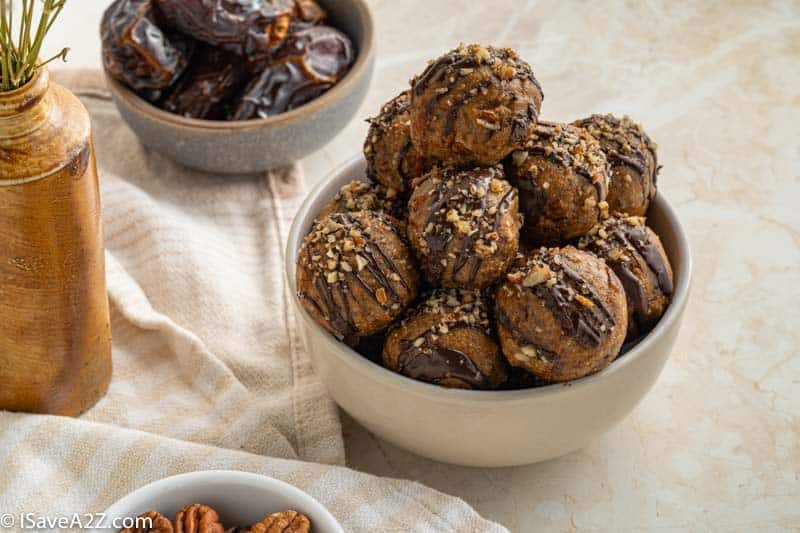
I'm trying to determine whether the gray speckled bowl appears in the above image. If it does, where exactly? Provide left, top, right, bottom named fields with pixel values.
left=104, top=0, right=374, bottom=174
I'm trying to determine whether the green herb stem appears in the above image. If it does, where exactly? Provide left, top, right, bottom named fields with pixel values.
left=0, top=0, right=69, bottom=92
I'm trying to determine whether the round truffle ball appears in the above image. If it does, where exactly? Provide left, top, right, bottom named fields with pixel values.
left=507, top=121, right=610, bottom=244
left=296, top=211, right=418, bottom=338
left=577, top=215, right=673, bottom=339
left=407, top=165, right=522, bottom=289
left=410, top=44, right=543, bottom=167
left=573, top=114, right=659, bottom=216
left=317, top=179, right=405, bottom=222
left=364, top=90, right=429, bottom=192
left=383, top=289, right=508, bottom=389
left=495, top=246, right=627, bottom=382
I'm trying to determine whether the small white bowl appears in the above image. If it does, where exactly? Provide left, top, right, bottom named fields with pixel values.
left=94, top=470, right=343, bottom=532
left=286, top=157, right=692, bottom=467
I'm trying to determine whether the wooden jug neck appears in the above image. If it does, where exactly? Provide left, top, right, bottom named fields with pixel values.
left=0, top=67, right=92, bottom=186
left=0, top=68, right=52, bottom=139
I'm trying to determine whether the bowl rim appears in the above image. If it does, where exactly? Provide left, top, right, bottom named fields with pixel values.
left=101, top=0, right=374, bottom=132
left=98, top=469, right=344, bottom=532
left=285, top=155, right=693, bottom=404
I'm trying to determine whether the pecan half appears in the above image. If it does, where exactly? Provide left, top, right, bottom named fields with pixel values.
left=246, top=511, right=311, bottom=533
left=121, top=511, right=174, bottom=533
left=174, top=504, right=226, bottom=533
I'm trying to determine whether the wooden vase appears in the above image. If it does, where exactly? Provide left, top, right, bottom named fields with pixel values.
left=0, top=67, right=112, bottom=416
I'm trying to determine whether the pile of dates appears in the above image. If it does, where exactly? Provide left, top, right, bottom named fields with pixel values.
left=101, top=0, right=354, bottom=120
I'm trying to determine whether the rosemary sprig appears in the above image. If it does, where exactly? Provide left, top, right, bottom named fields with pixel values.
left=0, top=0, right=69, bottom=92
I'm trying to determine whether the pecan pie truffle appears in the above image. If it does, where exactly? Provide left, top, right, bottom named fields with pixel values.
left=316, top=179, right=404, bottom=222
left=407, top=166, right=521, bottom=289
left=495, top=246, right=627, bottom=382
left=383, top=289, right=508, bottom=389
left=297, top=211, right=418, bottom=338
left=507, top=121, right=610, bottom=244
left=578, top=215, right=673, bottom=339
left=364, top=90, right=429, bottom=192
left=573, top=114, right=659, bottom=216
left=410, top=44, right=543, bottom=167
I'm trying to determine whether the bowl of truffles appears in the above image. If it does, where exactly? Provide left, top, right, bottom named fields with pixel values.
left=100, top=0, right=373, bottom=174
left=286, top=44, right=692, bottom=467
left=95, top=470, right=343, bottom=532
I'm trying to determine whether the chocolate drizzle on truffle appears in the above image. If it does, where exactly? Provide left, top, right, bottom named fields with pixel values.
left=363, top=90, right=429, bottom=191
left=414, top=44, right=542, bottom=105
left=573, top=114, right=659, bottom=207
left=495, top=246, right=627, bottom=382
left=494, top=308, right=559, bottom=362
left=395, top=138, right=415, bottom=182
left=575, top=114, right=658, bottom=180
left=297, top=211, right=416, bottom=338
left=410, top=166, right=519, bottom=288
left=388, top=289, right=497, bottom=388
left=398, top=343, right=488, bottom=388
left=519, top=121, right=610, bottom=202
left=578, top=215, right=673, bottom=327
left=506, top=248, right=617, bottom=347
left=506, top=121, right=611, bottom=244
left=410, top=43, right=544, bottom=166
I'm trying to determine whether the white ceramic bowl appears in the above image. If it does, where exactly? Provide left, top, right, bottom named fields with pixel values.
left=286, top=157, right=692, bottom=467
left=94, top=470, right=343, bottom=532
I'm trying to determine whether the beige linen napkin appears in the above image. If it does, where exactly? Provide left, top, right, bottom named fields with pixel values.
left=0, top=69, right=507, bottom=532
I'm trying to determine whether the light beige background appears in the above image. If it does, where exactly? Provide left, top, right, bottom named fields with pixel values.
left=46, top=1, right=798, bottom=531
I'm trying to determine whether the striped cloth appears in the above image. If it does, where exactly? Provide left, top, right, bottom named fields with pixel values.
left=0, top=70, right=506, bottom=533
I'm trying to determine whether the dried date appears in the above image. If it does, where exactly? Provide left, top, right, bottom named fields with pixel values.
left=155, top=0, right=295, bottom=60
left=161, top=45, right=249, bottom=119
left=293, top=0, right=327, bottom=24
left=101, top=0, right=192, bottom=92
left=230, top=25, right=354, bottom=120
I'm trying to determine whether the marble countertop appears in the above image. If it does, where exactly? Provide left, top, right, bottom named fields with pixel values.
left=49, top=1, right=798, bottom=530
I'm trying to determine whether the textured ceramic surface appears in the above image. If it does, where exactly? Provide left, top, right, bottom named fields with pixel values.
left=285, top=157, right=692, bottom=467
left=0, top=68, right=112, bottom=416
left=96, top=470, right=344, bottom=533
left=104, top=0, right=374, bottom=174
